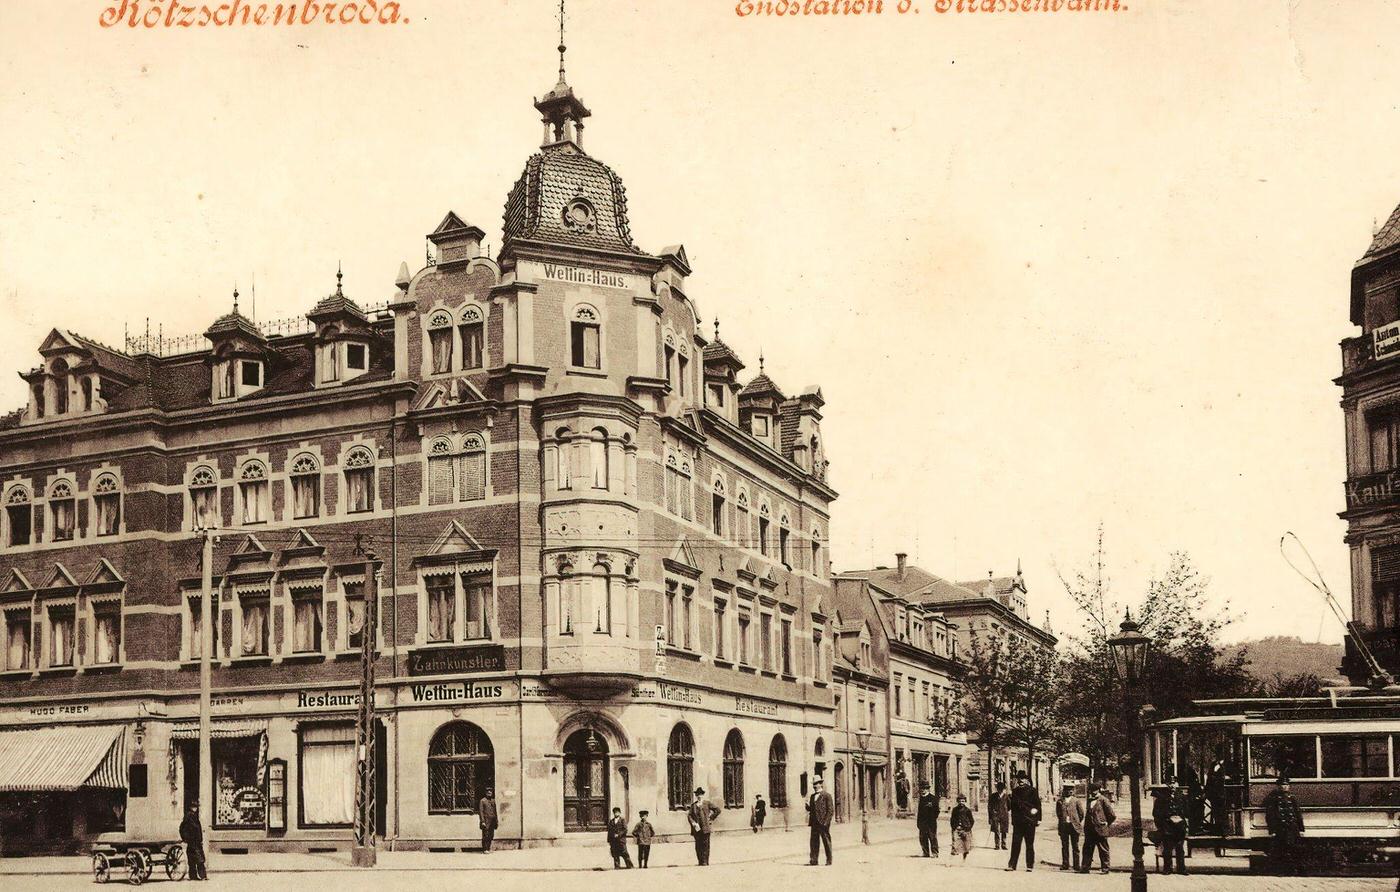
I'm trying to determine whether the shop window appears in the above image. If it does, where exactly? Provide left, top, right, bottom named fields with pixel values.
left=667, top=723, right=694, bottom=810
left=93, top=474, right=121, bottom=537
left=238, top=462, right=269, bottom=524
left=768, top=734, right=788, bottom=808
left=428, top=310, right=453, bottom=374
left=49, top=481, right=75, bottom=541
left=460, top=306, right=484, bottom=369
left=92, top=600, right=121, bottom=665
left=49, top=605, right=75, bottom=667
left=299, top=724, right=355, bottom=827
left=346, top=343, right=367, bottom=372
left=188, top=595, right=219, bottom=660
left=239, top=591, right=269, bottom=657
left=5, top=609, right=30, bottom=671
left=290, top=587, right=323, bottom=654
left=343, top=448, right=375, bottom=514
left=213, top=737, right=266, bottom=829
left=190, top=467, right=219, bottom=530
left=426, top=575, right=454, bottom=643
left=570, top=304, right=601, bottom=369
left=428, top=721, right=494, bottom=814
left=290, top=454, right=322, bottom=519
left=1321, top=735, right=1391, bottom=778
left=711, top=480, right=726, bottom=537
left=722, top=729, right=745, bottom=808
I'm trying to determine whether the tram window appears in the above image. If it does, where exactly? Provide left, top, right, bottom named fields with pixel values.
left=1249, top=736, right=1317, bottom=779
left=1320, top=735, right=1391, bottom=778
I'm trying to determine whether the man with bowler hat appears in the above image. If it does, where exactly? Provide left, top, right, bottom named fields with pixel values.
left=687, top=786, right=720, bottom=865
left=806, top=775, right=835, bottom=865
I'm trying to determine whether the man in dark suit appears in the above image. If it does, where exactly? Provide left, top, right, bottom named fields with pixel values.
left=179, top=803, right=206, bottom=881
left=915, top=782, right=940, bottom=857
left=1262, top=776, right=1305, bottom=875
left=687, top=786, right=721, bottom=865
left=806, top=776, right=835, bottom=866
left=478, top=787, right=498, bottom=853
left=1005, top=772, right=1042, bottom=872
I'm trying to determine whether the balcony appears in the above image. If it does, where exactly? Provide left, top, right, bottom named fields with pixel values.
left=1342, top=624, right=1400, bottom=685
left=1342, top=326, right=1400, bottom=378
left=542, top=639, right=643, bottom=697
left=1342, top=469, right=1400, bottom=514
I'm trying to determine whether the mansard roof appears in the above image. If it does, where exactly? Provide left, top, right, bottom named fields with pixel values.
left=501, top=144, right=644, bottom=256
left=1361, top=200, right=1400, bottom=263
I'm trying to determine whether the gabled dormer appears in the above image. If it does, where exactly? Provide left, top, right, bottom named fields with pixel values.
left=737, top=356, right=785, bottom=450
left=428, top=211, right=485, bottom=267
left=702, top=320, right=745, bottom=423
left=18, top=329, right=140, bottom=424
left=307, top=268, right=375, bottom=387
left=781, top=386, right=827, bottom=481
left=204, top=292, right=269, bottom=403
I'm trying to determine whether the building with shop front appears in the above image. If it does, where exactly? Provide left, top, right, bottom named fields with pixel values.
left=1337, top=198, right=1400, bottom=686
left=834, top=555, right=966, bottom=815
left=0, top=57, right=838, bottom=854
left=827, top=606, right=888, bottom=824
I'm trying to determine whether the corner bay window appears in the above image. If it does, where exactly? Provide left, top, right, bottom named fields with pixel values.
left=667, top=724, right=695, bottom=810
left=428, top=721, right=494, bottom=814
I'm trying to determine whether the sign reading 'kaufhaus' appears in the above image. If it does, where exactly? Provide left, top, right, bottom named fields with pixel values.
left=407, top=644, right=505, bottom=677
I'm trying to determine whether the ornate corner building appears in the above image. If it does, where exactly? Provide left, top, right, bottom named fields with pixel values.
left=1337, top=200, right=1400, bottom=685
left=0, top=64, right=837, bottom=854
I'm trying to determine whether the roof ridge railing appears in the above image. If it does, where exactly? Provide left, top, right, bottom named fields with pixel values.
left=125, top=299, right=395, bottom=357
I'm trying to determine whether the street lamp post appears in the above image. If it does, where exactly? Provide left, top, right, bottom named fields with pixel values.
left=854, top=731, right=872, bottom=845
left=1108, top=609, right=1151, bottom=892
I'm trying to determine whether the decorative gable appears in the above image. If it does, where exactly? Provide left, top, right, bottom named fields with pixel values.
left=1, top=568, right=34, bottom=594
left=84, top=558, right=124, bottom=586
left=42, top=563, right=79, bottom=590
left=431, top=520, right=484, bottom=555
left=664, top=538, right=701, bottom=579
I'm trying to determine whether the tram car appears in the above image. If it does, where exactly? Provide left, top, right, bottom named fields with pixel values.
left=1149, top=688, right=1400, bottom=871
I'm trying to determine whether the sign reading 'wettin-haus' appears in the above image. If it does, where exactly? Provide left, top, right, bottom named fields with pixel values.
left=407, top=644, right=506, bottom=677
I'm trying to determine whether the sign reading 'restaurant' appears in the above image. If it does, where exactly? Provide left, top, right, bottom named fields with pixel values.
left=407, top=644, right=505, bottom=677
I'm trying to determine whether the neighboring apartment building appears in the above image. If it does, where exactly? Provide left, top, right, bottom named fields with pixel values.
left=828, top=609, right=888, bottom=824
left=834, top=557, right=966, bottom=813
left=0, top=61, right=838, bottom=854
left=1337, top=199, right=1400, bottom=686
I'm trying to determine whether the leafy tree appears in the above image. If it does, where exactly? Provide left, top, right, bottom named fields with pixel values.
left=999, top=636, right=1063, bottom=784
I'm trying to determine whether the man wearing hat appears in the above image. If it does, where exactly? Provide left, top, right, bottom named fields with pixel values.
left=1055, top=784, right=1084, bottom=871
left=1151, top=776, right=1190, bottom=875
left=1079, top=784, right=1116, bottom=874
left=806, top=775, right=835, bottom=865
left=179, top=802, right=206, bottom=881
left=1006, top=771, right=1042, bottom=872
left=631, top=809, right=655, bottom=868
left=915, top=781, right=940, bottom=857
left=1262, top=776, right=1305, bottom=875
left=687, top=786, right=720, bottom=865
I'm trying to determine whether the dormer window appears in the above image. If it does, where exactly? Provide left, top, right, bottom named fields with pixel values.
left=460, top=306, right=484, bottom=369
left=49, top=481, right=76, bottom=542
left=346, top=343, right=367, bottom=372
left=5, top=487, right=32, bottom=547
left=81, top=378, right=94, bottom=412
left=752, top=414, right=770, bottom=438
left=428, top=311, right=453, bottom=374
left=219, top=361, right=236, bottom=399
left=51, top=359, right=70, bottom=414
left=708, top=383, right=725, bottom=408
left=241, top=360, right=262, bottom=388
left=321, top=343, right=341, bottom=383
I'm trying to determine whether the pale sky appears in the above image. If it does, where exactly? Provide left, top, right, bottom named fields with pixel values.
left=3, top=0, right=1398, bottom=645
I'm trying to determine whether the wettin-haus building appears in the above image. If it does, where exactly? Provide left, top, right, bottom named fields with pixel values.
left=1337, top=199, right=1400, bottom=684
left=0, top=63, right=838, bottom=853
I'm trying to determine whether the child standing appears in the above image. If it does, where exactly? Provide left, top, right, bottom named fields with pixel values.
left=607, top=807, right=634, bottom=869
left=631, top=809, right=655, bottom=868
left=949, top=794, right=975, bottom=863
left=750, top=794, right=767, bottom=833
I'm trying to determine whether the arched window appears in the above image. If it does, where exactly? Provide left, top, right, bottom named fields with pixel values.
left=570, top=304, right=601, bottom=369
left=768, top=734, right=788, bottom=807
left=427, top=309, right=454, bottom=374
left=735, top=490, right=749, bottom=547
left=93, top=474, right=121, bottom=537
left=711, top=478, right=726, bottom=537
left=51, top=359, right=69, bottom=414
left=290, top=453, right=321, bottom=519
left=459, top=433, right=487, bottom=501
left=6, top=487, right=32, bottom=547
left=665, top=453, right=692, bottom=521
left=427, top=721, right=494, bottom=814
left=343, top=447, right=375, bottom=514
left=667, top=724, right=694, bottom=811
left=590, top=429, right=608, bottom=490
left=555, top=429, right=573, bottom=491
left=460, top=305, right=485, bottom=369
left=427, top=437, right=455, bottom=506
left=758, top=503, right=771, bottom=557
left=238, top=461, right=269, bottom=524
left=811, top=527, right=823, bottom=574
left=722, top=729, right=745, bottom=808
left=48, top=480, right=75, bottom=542
left=190, top=466, right=219, bottom=530
left=779, top=513, right=791, bottom=566
left=592, top=563, right=611, bottom=634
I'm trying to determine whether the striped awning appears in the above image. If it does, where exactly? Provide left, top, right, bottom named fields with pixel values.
left=169, top=719, right=267, bottom=740
left=0, top=725, right=126, bottom=792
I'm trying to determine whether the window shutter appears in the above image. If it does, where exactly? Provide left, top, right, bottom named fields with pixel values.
left=428, top=455, right=454, bottom=506
left=1372, top=545, right=1400, bottom=583
left=458, top=452, right=486, bottom=501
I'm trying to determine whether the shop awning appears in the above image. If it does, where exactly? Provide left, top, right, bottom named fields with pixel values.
left=851, top=752, right=888, bottom=768
left=169, top=719, right=267, bottom=740
left=0, top=725, right=126, bottom=792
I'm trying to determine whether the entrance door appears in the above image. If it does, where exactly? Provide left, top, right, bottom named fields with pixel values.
left=562, top=730, right=608, bottom=832
left=832, top=761, right=845, bottom=822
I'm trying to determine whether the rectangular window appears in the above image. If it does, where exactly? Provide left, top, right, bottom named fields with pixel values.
left=7, top=503, right=31, bottom=547
left=292, top=475, right=320, bottom=519
left=813, top=630, right=825, bottom=681
left=714, top=599, right=727, bottom=659
left=343, top=581, right=366, bottom=651
left=682, top=585, right=693, bottom=650
left=921, top=681, right=931, bottom=722
left=1249, top=735, right=1318, bottom=779
left=427, top=454, right=455, bottom=506
left=664, top=346, right=676, bottom=390
left=869, top=702, right=877, bottom=734
left=346, top=343, right=367, bottom=371
left=239, top=480, right=267, bottom=524
left=193, top=485, right=219, bottom=529
left=736, top=506, right=749, bottom=547
left=708, top=383, right=725, bottom=407
left=758, top=517, right=770, bottom=556
left=760, top=612, right=773, bottom=670
left=239, top=594, right=269, bottom=657
left=92, top=601, right=121, bottom=665
left=780, top=618, right=792, bottom=676
left=299, top=724, right=356, bottom=827
left=213, top=738, right=265, bottom=829
left=240, top=361, right=261, bottom=387
left=291, top=590, right=322, bottom=654
left=188, top=596, right=219, bottom=660
left=1320, top=735, right=1391, bottom=778
left=458, top=449, right=487, bottom=501
left=779, top=527, right=790, bottom=565
left=571, top=321, right=601, bottom=368
left=712, top=492, right=725, bottom=536
left=220, top=362, right=235, bottom=399
left=835, top=693, right=844, bottom=729
left=894, top=675, right=903, bottom=717
left=752, top=415, right=769, bottom=437
left=49, top=606, right=74, bottom=667
left=5, top=610, right=30, bottom=671
left=51, top=496, right=75, bottom=541
left=460, top=322, right=484, bottom=369
left=738, top=612, right=751, bottom=665
left=677, top=354, right=689, bottom=397
left=95, top=492, right=120, bottom=537
left=665, top=581, right=678, bottom=645
left=463, top=573, right=491, bottom=640
left=322, top=344, right=340, bottom=382
left=345, top=466, right=373, bottom=513
left=429, top=327, right=453, bottom=374
left=426, top=576, right=454, bottom=643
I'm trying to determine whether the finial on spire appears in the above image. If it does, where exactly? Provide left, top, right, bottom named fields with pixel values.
left=232, top=284, right=239, bottom=314
left=714, top=318, right=720, bottom=341
left=336, top=262, right=343, bottom=296
left=759, top=350, right=765, bottom=373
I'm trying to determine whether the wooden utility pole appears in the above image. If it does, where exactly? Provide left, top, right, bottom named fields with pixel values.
left=199, top=529, right=214, bottom=852
left=352, top=551, right=379, bottom=867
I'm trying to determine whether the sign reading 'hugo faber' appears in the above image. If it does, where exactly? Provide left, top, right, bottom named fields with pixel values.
left=407, top=644, right=505, bottom=677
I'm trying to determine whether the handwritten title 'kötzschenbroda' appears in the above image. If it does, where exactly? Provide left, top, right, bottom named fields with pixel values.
left=735, top=0, right=1125, bottom=14
left=100, top=0, right=408, bottom=27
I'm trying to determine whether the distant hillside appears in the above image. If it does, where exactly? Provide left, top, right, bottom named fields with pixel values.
left=1224, top=636, right=1345, bottom=683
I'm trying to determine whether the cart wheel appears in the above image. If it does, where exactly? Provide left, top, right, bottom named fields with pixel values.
left=165, top=844, right=186, bottom=881
left=92, top=852, right=111, bottom=884
left=124, top=850, right=144, bottom=885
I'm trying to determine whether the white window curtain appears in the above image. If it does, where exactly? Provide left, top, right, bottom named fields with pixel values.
left=429, top=327, right=452, bottom=374
left=50, top=611, right=74, bottom=666
left=292, top=596, right=321, bottom=653
left=6, top=615, right=29, bottom=670
left=346, top=468, right=373, bottom=513
left=301, top=726, right=356, bottom=825
left=241, top=600, right=267, bottom=655
left=51, top=499, right=74, bottom=540
left=94, top=607, right=120, bottom=664
left=463, top=575, right=490, bottom=640
left=95, top=494, right=120, bottom=536
left=194, top=486, right=218, bottom=528
left=292, top=475, right=319, bottom=518
left=591, top=438, right=608, bottom=489
left=344, top=583, right=366, bottom=650
left=427, top=578, right=454, bottom=642
left=241, top=481, right=267, bottom=524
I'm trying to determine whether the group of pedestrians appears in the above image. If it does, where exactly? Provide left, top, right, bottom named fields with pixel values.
left=914, top=783, right=975, bottom=860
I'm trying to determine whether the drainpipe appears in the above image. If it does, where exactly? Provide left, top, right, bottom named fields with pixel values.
left=389, top=413, right=401, bottom=847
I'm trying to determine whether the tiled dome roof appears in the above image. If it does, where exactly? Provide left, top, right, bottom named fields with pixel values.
left=502, top=144, right=642, bottom=256
left=204, top=307, right=263, bottom=340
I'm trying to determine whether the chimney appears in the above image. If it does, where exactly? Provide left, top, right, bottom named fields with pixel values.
left=895, top=553, right=907, bottom=580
